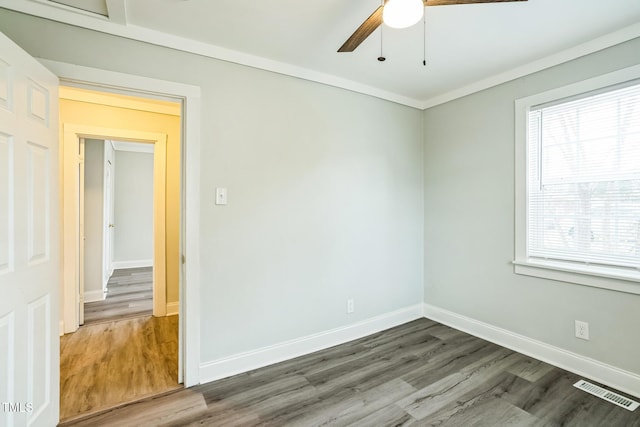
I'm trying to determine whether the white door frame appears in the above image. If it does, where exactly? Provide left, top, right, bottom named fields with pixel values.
left=78, top=138, right=84, bottom=325
left=43, top=59, right=202, bottom=387
left=63, top=126, right=167, bottom=326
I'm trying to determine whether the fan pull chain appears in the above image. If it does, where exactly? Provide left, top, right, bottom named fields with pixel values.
left=378, top=0, right=386, bottom=62
left=423, top=11, right=427, bottom=66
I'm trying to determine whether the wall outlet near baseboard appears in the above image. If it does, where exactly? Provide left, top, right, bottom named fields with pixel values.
left=347, top=299, right=355, bottom=314
left=575, top=320, right=590, bottom=340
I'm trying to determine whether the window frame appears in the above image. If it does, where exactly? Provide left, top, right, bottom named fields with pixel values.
left=514, top=64, right=640, bottom=295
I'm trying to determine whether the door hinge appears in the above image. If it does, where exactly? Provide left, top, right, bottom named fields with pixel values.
left=182, top=254, right=186, bottom=265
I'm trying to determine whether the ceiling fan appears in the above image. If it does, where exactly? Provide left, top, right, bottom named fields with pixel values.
left=338, top=0, right=527, bottom=53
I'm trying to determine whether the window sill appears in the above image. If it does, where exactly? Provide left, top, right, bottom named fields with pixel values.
left=513, top=259, right=640, bottom=295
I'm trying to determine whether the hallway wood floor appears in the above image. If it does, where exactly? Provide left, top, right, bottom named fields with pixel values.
left=84, top=267, right=153, bottom=325
left=60, top=318, right=640, bottom=426
left=59, top=315, right=180, bottom=422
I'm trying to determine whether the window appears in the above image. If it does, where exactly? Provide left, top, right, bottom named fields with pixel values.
left=515, top=65, right=640, bottom=294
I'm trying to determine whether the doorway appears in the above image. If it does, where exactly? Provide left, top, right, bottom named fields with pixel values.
left=58, top=86, right=182, bottom=421
left=41, top=58, right=203, bottom=391
left=60, top=86, right=176, bottom=331
left=0, top=32, right=201, bottom=425
left=82, top=139, right=155, bottom=326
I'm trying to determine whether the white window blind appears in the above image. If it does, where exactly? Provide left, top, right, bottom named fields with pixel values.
left=527, top=81, right=640, bottom=270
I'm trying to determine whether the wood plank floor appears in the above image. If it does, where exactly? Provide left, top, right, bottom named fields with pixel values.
left=84, top=267, right=153, bottom=325
left=60, top=318, right=640, bottom=426
left=59, top=315, right=180, bottom=422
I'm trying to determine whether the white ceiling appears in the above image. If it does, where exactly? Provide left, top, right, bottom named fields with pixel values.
left=4, top=0, right=640, bottom=108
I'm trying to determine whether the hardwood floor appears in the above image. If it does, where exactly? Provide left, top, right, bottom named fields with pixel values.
left=59, top=315, right=180, bottom=422
left=84, top=267, right=153, bottom=325
left=59, top=318, right=640, bottom=426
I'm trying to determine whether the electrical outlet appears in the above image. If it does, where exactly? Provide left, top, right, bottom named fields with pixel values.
left=347, top=299, right=355, bottom=314
left=575, top=320, right=590, bottom=340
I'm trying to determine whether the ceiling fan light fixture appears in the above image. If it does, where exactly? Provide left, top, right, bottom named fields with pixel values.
left=382, top=0, right=424, bottom=29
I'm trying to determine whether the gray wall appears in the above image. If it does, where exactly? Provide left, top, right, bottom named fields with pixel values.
left=423, top=37, right=640, bottom=375
left=1, top=5, right=636, bottom=379
left=113, top=150, right=154, bottom=264
left=83, top=139, right=104, bottom=299
left=0, top=10, right=425, bottom=362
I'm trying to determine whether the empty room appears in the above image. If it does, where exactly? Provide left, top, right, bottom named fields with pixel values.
left=0, top=0, right=639, bottom=426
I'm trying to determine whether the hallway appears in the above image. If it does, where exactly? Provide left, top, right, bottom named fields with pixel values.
left=84, top=267, right=153, bottom=325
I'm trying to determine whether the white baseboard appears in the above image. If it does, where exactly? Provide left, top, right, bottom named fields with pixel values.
left=103, top=268, right=114, bottom=289
left=200, top=304, right=424, bottom=384
left=166, top=301, right=179, bottom=316
left=423, top=303, right=640, bottom=399
left=84, top=289, right=106, bottom=303
left=112, top=259, right=153, bottom=269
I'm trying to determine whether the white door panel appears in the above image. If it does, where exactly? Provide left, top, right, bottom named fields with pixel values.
left=0, top=31, right=59, bottom=427
left=0, top=131, right=12, bottom=273
left=103, top=152, right=113, bottom=289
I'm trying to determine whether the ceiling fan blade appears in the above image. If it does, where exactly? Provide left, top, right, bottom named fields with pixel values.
left=338, top=5, right=384, bottom=53
left=423, top=0, right=526, bottom=6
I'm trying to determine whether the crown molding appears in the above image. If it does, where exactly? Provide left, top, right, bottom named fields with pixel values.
left=420, top=22, right=640, bottom=109
left=2, top=1, right=639, bottom=111
left=0, top=0, right=424, bottom=109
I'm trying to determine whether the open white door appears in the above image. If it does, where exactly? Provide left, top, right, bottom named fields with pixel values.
left=0, top=32, right=60, bottom=427
left=103, top=141, right=114, bottom=291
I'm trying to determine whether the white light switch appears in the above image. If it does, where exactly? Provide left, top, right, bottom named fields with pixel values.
left=215, top=188, right=227, bottom=205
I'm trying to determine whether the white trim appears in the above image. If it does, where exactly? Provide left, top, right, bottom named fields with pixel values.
left=420, top=23, right=640, bottom=109
left=514, top=64, right=640, bottom=295
left=1, top=0, right=422, bottom=109
left=5, top=1, right=639, bottom=110
left=111, top=140, right=155, bottom=153
left=59, top=320, right=64, bottom=337
left=514, top=64, right=640, bottom=113
left=83, top=289, right=106, bottom=303
left=151, top=133, right=167, bottom=317
left=111, top=259, right=153, bottom=269
left=423, top=303, right=640, bottom=399
left=59, top=86, right=181, bottom=116
left=166, top=301, right=179, bottom=317
left=61, top=124, right=168, bottom=328
left=41, top=59, right=201, bottom=388
left=199, top=304, right=424, bottom=384
left=513, top=260, right=640, bottom=296
left=182, top=92, right=201, bottom=387
left=39, top=59, right=202, bottom=100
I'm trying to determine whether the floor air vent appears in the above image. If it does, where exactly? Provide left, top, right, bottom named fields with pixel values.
left=573, top=380, right=639, bottom=411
